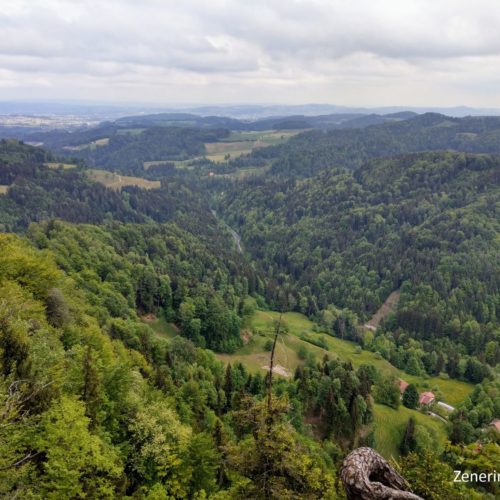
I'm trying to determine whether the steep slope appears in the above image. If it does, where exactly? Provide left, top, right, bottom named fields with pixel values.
left=218, top=152, right=500, bottom=381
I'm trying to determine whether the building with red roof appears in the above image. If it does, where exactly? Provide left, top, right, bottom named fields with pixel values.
left=398, top=379, right=409, bottom=394
left=419, top=391, right=435, bottom=406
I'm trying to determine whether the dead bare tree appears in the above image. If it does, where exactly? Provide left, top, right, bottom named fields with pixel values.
left=341, top=447, right=422, bottom=499
left=266, top=312, right=283, bottom=416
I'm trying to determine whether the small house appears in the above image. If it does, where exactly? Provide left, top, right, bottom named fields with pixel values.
left=419, top=391, right=435, bottom=406
left=398, top=379, right=409, bottom=395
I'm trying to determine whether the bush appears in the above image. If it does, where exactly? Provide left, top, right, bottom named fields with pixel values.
left=374, top=375, right=400, bottom=409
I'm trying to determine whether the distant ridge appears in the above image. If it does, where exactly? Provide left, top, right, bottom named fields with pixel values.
left=0, top=101, right=499, bottom=121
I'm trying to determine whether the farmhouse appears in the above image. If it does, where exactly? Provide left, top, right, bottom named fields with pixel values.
left=398, top=379, right=409, bottom=394
left=419, top=391, right=435, bottom=406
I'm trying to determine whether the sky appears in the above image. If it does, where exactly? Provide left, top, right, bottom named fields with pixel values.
left=1, top=0, right=500, bottom=108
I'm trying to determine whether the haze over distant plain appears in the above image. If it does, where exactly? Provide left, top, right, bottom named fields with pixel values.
left=1, top=0, right=500, bottom=108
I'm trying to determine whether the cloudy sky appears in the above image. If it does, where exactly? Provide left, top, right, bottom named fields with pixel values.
left=1, top=0, right=500, bottom=107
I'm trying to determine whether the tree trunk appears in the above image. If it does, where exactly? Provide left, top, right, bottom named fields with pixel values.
left=341, top=447, right=422, bottom=499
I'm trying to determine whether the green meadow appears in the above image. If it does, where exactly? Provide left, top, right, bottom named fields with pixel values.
left=217, top=309, right=471, bottom=459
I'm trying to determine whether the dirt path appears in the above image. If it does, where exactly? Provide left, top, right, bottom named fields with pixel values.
left=364, top=290, right=401, bottom=331
left=261, top=364, right=291, bottom=377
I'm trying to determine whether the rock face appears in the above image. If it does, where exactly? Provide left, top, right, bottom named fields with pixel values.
left=341, top=447, right=423, bottom=499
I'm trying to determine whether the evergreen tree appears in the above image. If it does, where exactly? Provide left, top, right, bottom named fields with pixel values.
left=400, top=417, right=417, bottom=455
left=402, top=384, right=419, bottom=410
left=223, top=363, right=233, bottom=410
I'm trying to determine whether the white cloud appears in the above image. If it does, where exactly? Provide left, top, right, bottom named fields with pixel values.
left=0, top=0, right=499, bottom=106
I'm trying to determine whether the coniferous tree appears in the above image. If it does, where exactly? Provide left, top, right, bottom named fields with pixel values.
left=402, top=384, right=419, bottom=410
left=400, top=417, right=417, bottom=455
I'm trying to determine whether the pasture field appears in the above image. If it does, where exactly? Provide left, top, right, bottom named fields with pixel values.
left=217, top=308, right=470, bottom=459
left=44, top=162, right=77, bottom=170
left=211, top=165, right=270, bottom=180
left=87, top=169, right=161, bottom=191
left=220, top=129, right=306, bottom=144
left=144, top=159, right=197, bottom=170
left=373, top=404, right=448, bottom=459
left=203, top=129, right=305, bottom=163
left=63, top=137, right=110, bottom=152
left=239, top=309, right=467, bottom=458
left=248, top=310, right=472, bottom=406
left=205, top=141, right=255, bottom=154
left=205, top=148, right=254, bottom=163
left=143, top=159, right=174, bottom=170
left=142, top=129, right=305, bottom=169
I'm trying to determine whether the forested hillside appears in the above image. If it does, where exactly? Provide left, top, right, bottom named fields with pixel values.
left=243, top=113, right=500, bottom=176
left=0, top=232, right=343, bottom=497
left=3, top=230, right=486, bottom=498
left=0, top=120, right=498, bottom=498
left=28, top=221, right=259, bottom=352
left=33, top=126, right=229, bottom=174
left=0, top=140, right=213, bottom=231
left=218, top=152, right=500, bottom=383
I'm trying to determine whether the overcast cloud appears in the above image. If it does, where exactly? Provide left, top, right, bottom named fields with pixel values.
left=1, top=0, right=500, bottom=107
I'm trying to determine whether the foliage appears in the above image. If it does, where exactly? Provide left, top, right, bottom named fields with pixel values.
left=218, top=151, right=499, bottom=383
left=449, top=379, right=500, bottom=443
left=373, top=375, right=400, bottom=409
left=402, top=384, right=419, bottom=410
left=399, top=451, right=483, bottom=499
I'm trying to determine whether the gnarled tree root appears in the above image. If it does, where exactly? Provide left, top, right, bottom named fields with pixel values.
left=341, top=447, right=423, bottom=499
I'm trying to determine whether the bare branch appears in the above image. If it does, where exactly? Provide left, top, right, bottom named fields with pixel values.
left=0, top=451, right=41, bottom=471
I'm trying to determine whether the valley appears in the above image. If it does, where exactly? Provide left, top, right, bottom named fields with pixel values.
left=0, top=109, right=498, bottom=499
left=3, top=2, right=500, bottom=497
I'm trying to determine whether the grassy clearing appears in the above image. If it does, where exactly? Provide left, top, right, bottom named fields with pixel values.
left=144, top=159, right=197, bottom=170
left=44, top=162, right=77, bottom=170
left=205, top=141, right=255, bottom=154
left=250, top=310, right=472, bottom=406
left=63, top=138, right=109, bottom=152
left=205, top=150, right=254, bottom=163
left=0, top=185, right=9, bottom=194
left=87, top=169, right=161, bottom=191
left=143, top=159, right=173, bottom=170
left=203, top=130, right=304, bottom=164
left=373, top=404, right=448, bottom=459
left=215, top=311, right=324, bottom=376
left=142, top=130, right=304, bottom=170
left=216, top=308, right=470, bottom=459
left=220, top=130, right=305, bottom=144
left=211, top=165, right=270, bottom=180
left=142, top=315, right=179, bottom=340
